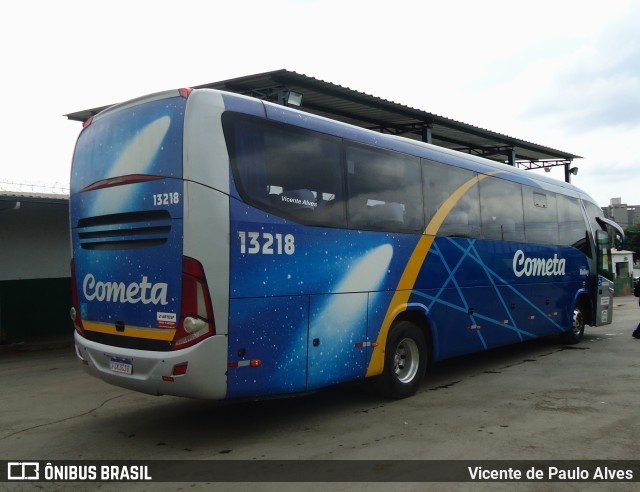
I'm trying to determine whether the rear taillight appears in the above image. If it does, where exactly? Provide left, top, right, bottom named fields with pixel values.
left=172, top=257, right=215, bottom=349
left=70, top=259, right=85, bottom=335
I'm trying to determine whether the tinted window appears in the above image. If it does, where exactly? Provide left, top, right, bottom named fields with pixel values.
left=583, top=200, right=607, bottom=258
left=557, top=194, right=589, bottom=255
left=346, top=145, right=423, bottom=232
left=224, top=115, right=345, bottom=227
left=523, top=187, right=559, bottom=244
left=582, top=200, right=606, bottom=235
left=423, top=160, right=480, bottom=238
left=479, top=177, right=525, bottom=242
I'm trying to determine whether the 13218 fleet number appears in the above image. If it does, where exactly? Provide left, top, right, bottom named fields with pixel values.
left=238, top=232, right=295, bottom=255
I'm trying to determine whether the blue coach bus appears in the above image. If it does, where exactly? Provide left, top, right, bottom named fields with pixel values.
left=70, top=88, right=623, bottom=400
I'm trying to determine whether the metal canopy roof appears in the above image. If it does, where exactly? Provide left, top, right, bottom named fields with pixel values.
left=67, top=69, right=580, bottom=172
left=0, top=191, right=68, bottom=207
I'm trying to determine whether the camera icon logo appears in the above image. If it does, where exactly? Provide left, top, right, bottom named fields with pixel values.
left=7, top=462, right=40, bottom=480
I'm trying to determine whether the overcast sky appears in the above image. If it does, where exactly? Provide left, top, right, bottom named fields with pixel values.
left=1, top=0, right=638, bottom=207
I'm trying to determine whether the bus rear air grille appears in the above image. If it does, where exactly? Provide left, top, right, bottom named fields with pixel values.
left=77, top=211, right=172, bottom=250
left=77, top=210, right=171, bottom=228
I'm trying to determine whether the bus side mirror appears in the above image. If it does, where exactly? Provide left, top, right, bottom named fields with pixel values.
left=614, top=233, right=624, bottom=250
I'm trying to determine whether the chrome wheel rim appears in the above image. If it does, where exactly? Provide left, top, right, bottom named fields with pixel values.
left=572, top=308, right=584, bottom=335
left=394, top=337, right=420, bottom=383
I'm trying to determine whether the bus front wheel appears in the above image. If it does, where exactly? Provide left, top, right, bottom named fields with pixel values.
left=561, top=303, right=586, bottom=344
left=376, top=320, right=427, bottom=399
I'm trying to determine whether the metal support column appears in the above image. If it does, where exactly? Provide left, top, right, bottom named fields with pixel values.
left=507, top=148, right=516, bottom=166
left=0, top=293, right=4, bottom=344
left=421, top=124, right=432, bottom=144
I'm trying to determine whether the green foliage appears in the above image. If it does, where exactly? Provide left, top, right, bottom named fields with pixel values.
left=623, top=225, right=640, bottom=260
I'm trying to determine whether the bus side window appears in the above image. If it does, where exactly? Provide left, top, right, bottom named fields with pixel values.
left=479, top=177, right=525, bottom=242
left=523, top=187, right=559, bottom=245
left=225, top=115, right=346, bottom=228
left=423, top=160, right=480, bottom=238
left=557, top=194, right=590, bottom=256
left=346, top=145, right=423, bottom=232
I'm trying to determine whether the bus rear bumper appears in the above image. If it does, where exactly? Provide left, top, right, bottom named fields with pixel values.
left=74, top=331, right=228, bottom=400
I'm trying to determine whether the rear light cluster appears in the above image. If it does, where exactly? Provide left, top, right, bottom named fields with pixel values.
left=172, top=257, right=215, bottom=349
left=70, top=259, right=85, bottom=336
left=162, top=362, right=189, bottom=382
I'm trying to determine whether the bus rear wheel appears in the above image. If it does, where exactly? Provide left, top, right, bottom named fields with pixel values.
left=376, top=320, right=427, bottom=399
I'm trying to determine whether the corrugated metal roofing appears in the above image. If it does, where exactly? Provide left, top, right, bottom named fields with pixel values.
left=66, top=69, right=580, bottom=169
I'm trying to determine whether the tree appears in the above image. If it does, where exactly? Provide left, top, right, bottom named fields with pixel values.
left=624, top=224, right=640, bottom=264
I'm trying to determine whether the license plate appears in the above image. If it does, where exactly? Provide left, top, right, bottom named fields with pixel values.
left=109, top=357, right=132, bottom=375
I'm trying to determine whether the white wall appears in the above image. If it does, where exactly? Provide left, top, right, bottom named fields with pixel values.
left=0, top=200, right=70, bottom=281
left=611, top=249, right=634, bottom=279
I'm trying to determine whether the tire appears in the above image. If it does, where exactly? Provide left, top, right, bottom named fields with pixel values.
left=375, top=320, right=427, bottom=399
left=560, top=302, right=585, bottom=344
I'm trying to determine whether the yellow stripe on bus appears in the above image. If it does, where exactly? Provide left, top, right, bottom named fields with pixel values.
left=83, top=320, right=176, bottom=341
left=366, top=173, right=495, bottom=377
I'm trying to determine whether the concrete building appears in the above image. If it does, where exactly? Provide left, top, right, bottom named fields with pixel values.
left=603, top=198, right=640, bottom=229
left=0, top=191, right=72, bottom=343
left=611, top=249, right=636, bottom=296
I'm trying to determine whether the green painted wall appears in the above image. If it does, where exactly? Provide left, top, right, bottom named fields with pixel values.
left=613, top=277, right=634, bottom=296
left=0, top=277, right=72, bottom=342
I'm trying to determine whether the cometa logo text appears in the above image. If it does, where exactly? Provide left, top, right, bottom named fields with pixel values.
left=512, top=249, right=566, bottom=278
left=82, top=274, right=169, bottom=305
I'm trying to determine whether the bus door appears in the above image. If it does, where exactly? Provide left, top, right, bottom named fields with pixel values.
left=594, top=229, right=614, bottom=326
